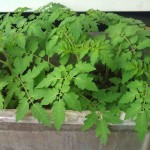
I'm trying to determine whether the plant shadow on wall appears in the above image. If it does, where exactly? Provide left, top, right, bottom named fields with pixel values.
left=0, top=3, right=150, bottom=144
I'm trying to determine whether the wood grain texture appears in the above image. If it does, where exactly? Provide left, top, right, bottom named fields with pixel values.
left=0, top=124, right=149, bottom=150
left=0, top=110, right=149, bottom=150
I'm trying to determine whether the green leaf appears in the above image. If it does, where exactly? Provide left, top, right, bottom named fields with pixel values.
left=17, top=18, right=27, bottom=28
left=144, top=56, right=150, bottom=64
left=63, top=92, right=81, bottom=111
left=39, top=50, right=45, bottom=57
left=28, top=23, right=45, bottom=38
left=30, top=89, right=45, bottom=100
left=103, top=112, right=122, bottom=124
left=125, top=26, right=139, bottom=36
left=82, top=112, right=98, bottom=131
left=111, top=36, right=124, bottom=46
left=15, top=7, right=30, bottom=13
left=74, top=74, right=98, bottom=91
left=129, top=35, right=138, bottom=44
left=13, top=55, right=33, bottom=74
left=79, top=47, right=89, bottom=60
left=16, top=34, right=26, bottom=49
left=99, top=49, right=113, bottom=67
left=125, top=103, right=141, bottom=119
left=24, top=62, right=48, bottom=80
left=119, top=91, right=138, bottom=104
left=122, top=69, right=137, bottom=83
left=0, top=93, right=4, bottom=109
left=59, top=54, right=70, bottom=65
left=0, top=81, right=8, bottom=90
left=59, top=16, right=76, bottom=27
left=31, top=103, right=50, bottom=126
left=4, top=84, right=17, bottom=109
left=109, top=77, right=121, bottom=85
left=94, top=91, right=121, bottom=103
left=70, top=19, right=82, bottom=42
left=41, top=88, right=59, bottom=105
left=79, top=96, right=90, bottom=110
left=75, top=62, right=95, bottom=73
left=61, top=84, right=70, bottom=93
left=25, top=78, right=34, bottom=93
left=26, top=37, right=38, bottom=53
left=46, top=35, right=59, bottom=55
left=49, top=11, right=60, bottom=23
left=107, top=23, right=125, bottom=37
left=90, top=50, right=99, bottom=65
left=69, top=68, right=79, bottom=77
left=137, top=39, right=150, bottom=50
left=95, top=120, right=110, bottom=144
left=135, top=112, right=148, bottom=141
left=16, top=98, right=29, bottom=121
left=36, top=74, right=60, bottom=88
left=127, top=80, right=144, bottom=92
left=51, top=100, right=66, bottom=130
left=14, top=89, right=25, bottom=100
left=145, top=92, right=150, bottom=103
left=121, top=61, right=135, bottom=71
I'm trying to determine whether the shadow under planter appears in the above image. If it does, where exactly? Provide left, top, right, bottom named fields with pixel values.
left=0, top=110, right=149, bottom=150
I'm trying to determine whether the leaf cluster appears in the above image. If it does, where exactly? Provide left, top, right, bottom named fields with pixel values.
left=0, top=3, right=150, bottom=144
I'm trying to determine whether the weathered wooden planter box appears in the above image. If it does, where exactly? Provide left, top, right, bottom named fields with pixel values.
left=0, top=110, right=149, bottom=150
left=0, top=1, right=149, bottom=150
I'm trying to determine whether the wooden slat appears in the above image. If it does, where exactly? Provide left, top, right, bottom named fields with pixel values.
left=0, top=110, right=149, bottom=150
left=0, top=110, right=135, bottom=128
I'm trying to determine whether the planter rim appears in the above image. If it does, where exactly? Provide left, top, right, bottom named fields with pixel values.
left=0, top=109, right=135, bottom=126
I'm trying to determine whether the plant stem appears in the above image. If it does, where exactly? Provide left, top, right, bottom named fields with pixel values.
left=75, top=54, right=80, bottom=62
left=0, top=60, right=7, bottom=65
left=121, top=34, right=136, bottom=54
left=64, top=33, right=80, bottom=62
left=142, top=84, right=148, bottom=111
left=105, top=66, right=109, bottom=82
left=26, top=52, right=55, bottom=67
left=0, top=52, right=32, bottom=102
left=16, top=76, right=31, bottom=100
left=64, top=32, right=75, bottom=49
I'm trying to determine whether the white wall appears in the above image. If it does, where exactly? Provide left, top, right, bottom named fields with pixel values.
left=0, top=0, right=150, bottom=12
